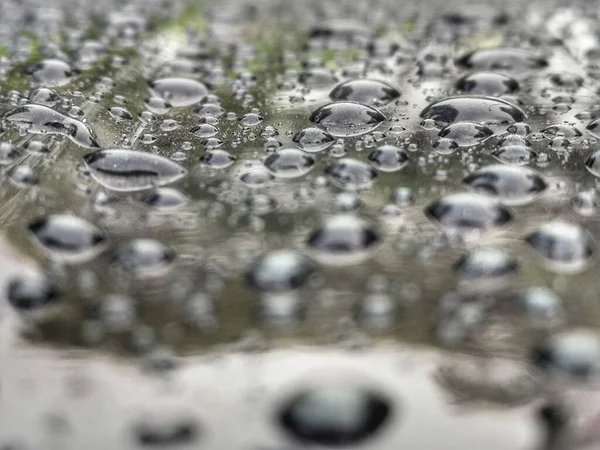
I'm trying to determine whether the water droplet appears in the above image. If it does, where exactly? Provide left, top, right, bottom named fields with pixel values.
left=8, top=165, right=38, bottom=186
left=135, top=412, right=199, bottom=446
left=0, top=142, right=21, bottom=164
left=438, top=122, right=493, bottom=146
left=149, top=77, right=208, bottom=107
left=333, top=192, right=363, bottom=212
left=549, top=73, right=583, bottom=89
left=25, top=58, right=77, bottom=87
left=583, top=150, right=600, bottom=178
left=356, top=293, right=396, bottom=328
left=310, top=102, right=386, bottom=137
left=521, top=287, right=563, bottom=323
left=239, top=112, right=264, bottom=127
left=278, top=385, right=392, bottom=446
left=248, top=250, right=317, bottom=293
left=572, top=190, right=600, bottom=216
left=191, top=123, right=219, bottom=138
left=367, top=145, right=408, bottom=172
left=425, top=193, right=513, bottom=231
left=3, top=104, right=99, bottom=148
left=299, top=68, right=339, bottom=89
left=83, top=149, right=187, bottom=192
left=456, top=48, right=548, bottom=71
left=392, top=187, right=414, bottom=206
left=532, top=329, right=600, bottom=382
left=307, top=215, right=380, bottom=263
left=420, top=95, right=526, bottom=129
left=116, top=239, right=175, bottom=275
left=293, top=127, right=335, bottom=152
left=108, top=106, right=133, bottom=121
left=30, top=87, right=59, bottom=106
left=240, top=168, right=275, bottom=186
left=264, top=148, right=315, bottom=178
left=455, top=248, right=518, bottom=279
left=28, top=215, right=106, bottom=262
left=144, top=188, right=188, bottom=209
left=326, top=158, right=377, bottom=190
left=329, top=79, right=401, bottom=107
left=464, top=164, right=547, bottom=205
left=145, top=97, right=172, bottom=114
left=455, top=71, right=520, bottom=96
left=7, top=271, right=58, bottom=311
left=540, top=124, right=581, bottom=139
left=526, top=221, right=595, bottom=271
left=200, top=149, right=236, bottom=169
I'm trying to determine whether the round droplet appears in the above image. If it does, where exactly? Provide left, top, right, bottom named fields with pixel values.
left=455, top=248, right=518, bottom=279
left=293, top=127, right=335, bottom=152
left=432, top=138, right=458, bottom=155
left=7, top=271, right=58, bottom=311
left=332, top=192, right=363, bottom=212
left=526, top=221, right=595, bottom=271
left=200, top=149, right=236, bottom=169
left=240, top=168, right=275, bottom=186
left=455, top=71, right=520, bottom=96
left=145, top=97, right=172, bottom=114
left=25, top=58, right=77, bottom=87
left=299, top=68, right=339, bottom=89
left=307, top=215, right=379, bottom=261
left=521, top=288, right=563, bottom=323
left=108, top=106, right=133, bottom=121
left=425, top=193, right=513, bottom=231
left=310, top=102, right=386, bottom=137
left=116, top=239, right=175, bottom=275
left=532, top=329, right=600, bottom=382
left=144, top=188, right=188, bottom=209
left=367, top=145, right=408, bottom=172
left=438, top=122, right=493, bottom=146
left=492, top=145, right=537, bottom=165
left=149, top=78, right=208, bottom=107
left=28, top=215, right=106, bottom=262
left=264, top=148, right=315, bottom=178
left=277, top=385, right=392, bottom=446
left=584, top=150, right=600, bottom=177
left=329, top=79, right=401, bottom=107
left=191, top=123, right=219, bottom=138
left=456, top=48, right=548, bottom=71
left=240, top=112, right=264, bottom=127
left=247, top=250, right=317, bottom=293
left=464, top=164, right=546, bottom=205
left=420, top=96, right=526, bottom=129
left=83, top=149, right=187, bottom=192
left=326, top=158, right=377, bottom=190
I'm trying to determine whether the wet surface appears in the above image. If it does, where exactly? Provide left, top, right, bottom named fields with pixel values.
left=3, top=0, right=600, bottom=448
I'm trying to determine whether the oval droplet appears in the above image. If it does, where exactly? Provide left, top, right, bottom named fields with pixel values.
left=310, top=102, right=386, bottom=137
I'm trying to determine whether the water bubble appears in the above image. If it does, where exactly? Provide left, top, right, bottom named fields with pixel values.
left=432, top=138, right=458, bottom=155
left=28, top=214, right=106, bottom=262
left=196, top=103, right=224, bottom=118
left=3, top=104, right=99, bottom=148
left=30, top=87, right=59, bottom=106
left=572, top=190, right=600, bottom=216
left=464, top=164, right=547, bottom=205
left=454, top=248, right=518, bottom=280
left=200, top=149, right=236, bottom=169
left=0, top=142, right=21, bottom=164
left=7, top=271, right=58, bottom=311
left=160, top=119, right=179, bottom=132
left=108, top=106, right=133, bottom=121
left=9, top=165, right=38, bottom=186
left=549, top=73, right=583, bottom=89
left=149, top=78, right=208, bottom=107
left=438, top=122, right=493, bottom=146
left=521, top=287, right=563, bottom=323
left=425, top=193, right=513, bottom=231
left=540, top=124, right=582, bottom=139
left=355, top=293, right=396, bottom=328
left=392, top=187, right=414, bottom=206
left=332, top=192, right=363, bottom=212
left=367, top=145, right=408, bottom=172
left=277, top=385, right=392, bottom=446
left=455, top=48, right=548, bottom=72
left=326, top=158, right=377, bottom=190
left=25, top=58, right=77, bottom=87
left=145, top=97, right=172, bottom=114
left=526, top=221, right=595, bottom=271
left=116, top=239, right=175, bottom=275
left=248, top=250, right=317, bottom=293
left=239, top=112, right=264, bottom=127
left=455, top=71, right=520, bottom=96
left=584, top=151, right=600, bottom=179
left=532, top=329, right=600, bottom=383
left=307, top=215, right=380, bottom=262
left=293, top=127, right=335, bottom=152
left=143, top=188, right=188, bottom=209
left=191, top=123, right=219, bottom=138
left=329, top=79, right=401, bottom=107
left=420, top=95, right=526, bottom=129
left=492, top=145, right=537, bottom=165
left=240, top=168, right=275, bottom=186
left=310, top=102, right=386, bottom=137
left=83, top=149, right=187, bottom=192
left=264, top=148, right=315, bottom=178
left=299, top=68, right=339, bottom=89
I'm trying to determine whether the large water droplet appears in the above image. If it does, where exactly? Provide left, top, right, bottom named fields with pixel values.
left=116, top=239, right=175, bottom=275
left=3, top=104, right=99, bottom=148
left=28, top=215, right=106, bottom=262
left=25, top=58, right=77, bottom=87
left=326, top=158, right=377, bottom=190
left=464, top=164, right=547, bottom=205
left=367, top=145, right=408, bottom=172
left=264, top=148, right=315, bottom=178
left=277, top=385, right=392, bottom=446
left=310, top=102, right=386, bottom=137
left=8, top=271, right=59, bottom=311
left=420, top=96, right=526, bottom=129
left=200, top=149, right=236, bottom=169
left=455, top=248, right=518, bottom=280
left=438, top=122, right=493, bottom=146
left=149, top=78, right=208, bottom=107
left=526, top=221, right=595, bottom=272
left=247, top=250, right=317, bottom=293
left=456, top=48, right=548, bottom=72
left=83, top=149, right=187, bottom=192
left=455, top=71, right=520, bottom=96
left=425, top=193, right=513, bottom=231
left=329, top=79, right=401, bottom=107
left=293, top=127, right=335, bottom=152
